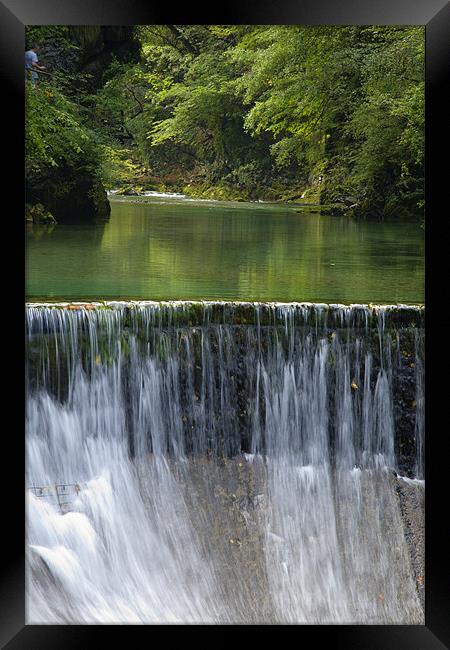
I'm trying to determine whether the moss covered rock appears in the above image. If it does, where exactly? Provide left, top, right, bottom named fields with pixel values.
left=25, top=203, right=57, bottom=224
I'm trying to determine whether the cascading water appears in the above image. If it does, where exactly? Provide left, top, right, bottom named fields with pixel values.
left=26, top=301, right=425, bottom=624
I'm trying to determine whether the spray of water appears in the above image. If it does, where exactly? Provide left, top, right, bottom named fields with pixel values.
left=26, top=302, right=424, bottom=623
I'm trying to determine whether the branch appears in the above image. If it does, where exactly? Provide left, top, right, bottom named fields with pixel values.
left=125, top=85, right=145, bottom=118
left=144, top=27, right=187, bottom=56
left=166, top=25, right=199, bottom=56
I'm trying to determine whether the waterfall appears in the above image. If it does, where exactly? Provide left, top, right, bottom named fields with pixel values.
left=26, top=301, right=425, bottom=624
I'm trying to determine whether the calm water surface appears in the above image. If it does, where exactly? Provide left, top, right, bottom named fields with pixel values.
left=26, top=196, right=424, bottom=303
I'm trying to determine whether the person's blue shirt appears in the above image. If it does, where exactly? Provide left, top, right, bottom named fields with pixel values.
left=25, top=49, right=39, bottom=82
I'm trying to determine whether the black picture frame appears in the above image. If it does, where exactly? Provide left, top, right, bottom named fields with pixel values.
left=2, top=0, right=449, bottom=647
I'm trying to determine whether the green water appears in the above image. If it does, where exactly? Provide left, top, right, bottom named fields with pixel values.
left=26, top=196, right=424, bottom=304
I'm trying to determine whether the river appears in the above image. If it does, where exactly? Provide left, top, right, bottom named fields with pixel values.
left=26, top=195, right=424, bottom=304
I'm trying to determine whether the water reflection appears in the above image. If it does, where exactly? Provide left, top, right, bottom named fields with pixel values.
left=26, top=197, right=424, bottom=303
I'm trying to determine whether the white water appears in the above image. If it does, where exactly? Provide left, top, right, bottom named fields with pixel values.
left=107, top=190, right=187, bottom=198
left=26, top=302, right=424, bottom=623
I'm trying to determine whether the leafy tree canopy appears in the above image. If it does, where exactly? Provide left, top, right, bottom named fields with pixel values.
left=26, top=24, right=424, bottom=219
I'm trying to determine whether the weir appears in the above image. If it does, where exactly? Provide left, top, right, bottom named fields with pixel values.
left=26, top=301, right=425, bottom=624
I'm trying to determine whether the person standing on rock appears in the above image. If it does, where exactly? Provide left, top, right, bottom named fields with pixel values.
left=25, top=45, right=46, bottom=86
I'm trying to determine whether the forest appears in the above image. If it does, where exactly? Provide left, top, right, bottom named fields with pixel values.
left=25, top=25, right=425, bottom=222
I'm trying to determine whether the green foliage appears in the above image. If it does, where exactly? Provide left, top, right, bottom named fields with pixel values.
left=25, top=81, right=96, bottom=176
left=26, top=26, right=70, bottom=49
left=100, top=145, right=140, bottom=188
left=25, top=24, right=424, bottom=220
